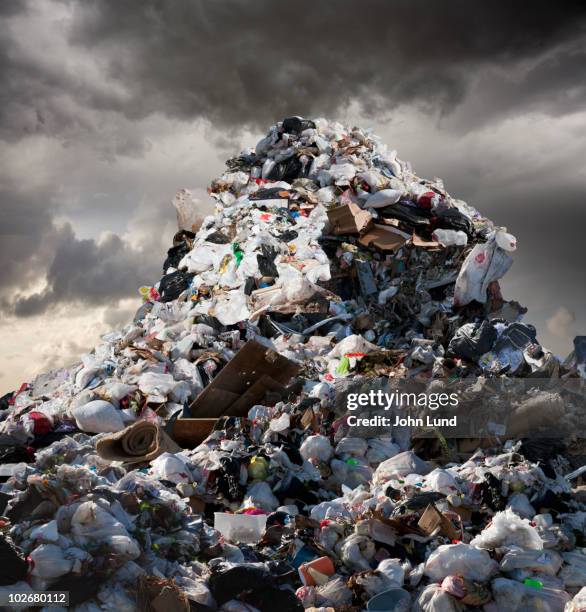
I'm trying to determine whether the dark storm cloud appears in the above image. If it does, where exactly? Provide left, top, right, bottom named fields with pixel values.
left=0, top=190, right=55, bottom=292
left=1, top=0, right=585, bottom=143
left=12, top=223, right=159, bottom=317
left=62, top=0, right=586, bottom=129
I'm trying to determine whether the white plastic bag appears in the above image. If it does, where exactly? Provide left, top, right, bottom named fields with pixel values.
left=492, top=577, right=571, bottom=612
left=340, top=533, right=376, bottom=571
left=454, top=237, right=513, bottom=305
left=365, top=188, right=402, bottom=208
left=242, top=481, right=279, bottom=512
left=366, top=437, right=400, bottom=464
left=424, top=543, right=497, bottom=582
left=72, top=400, right=125, bottom=433
left=373, top=451, right=430, bottom=484
left=506, top=493, right=535, bottom=519
left=30, top=520, right=60, bottom=543
left=102, top=535, right=140, bottom=560
left=500, top=548, right=563, bottom=575
left=432, top=229, right=468, bottom=247
left=424, top=469, right=459, bottom=495
left=150, top=453, right=192, bottom=484
left=470, top=509, right=543, bottom=550
left=300, top=435, right=333, bottom=462
left=138, top=371, right=177, bottom=401
left=566, top=587, right=586, bottom=612
left=560, top=551, right=586, bottom=587
left=214, top=290, right=251, bottom=325
left=71, top=501, right=130, bottom=543
left=413, top=583, right=464, bottom=612
left=30, top=544, right=73, bottom=579
left=328, top=334, right=378, bottom=358
left=335, top=437, right=368, bottom=457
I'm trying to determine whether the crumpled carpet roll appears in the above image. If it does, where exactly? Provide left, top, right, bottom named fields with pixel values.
left=96, top=420, right=180, bottom=464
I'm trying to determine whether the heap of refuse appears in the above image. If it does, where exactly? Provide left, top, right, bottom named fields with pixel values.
left=1, top=116, right=585, bottom=611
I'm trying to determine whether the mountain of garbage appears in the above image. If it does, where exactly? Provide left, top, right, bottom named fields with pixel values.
left=0, top=116, right=585, bottom=611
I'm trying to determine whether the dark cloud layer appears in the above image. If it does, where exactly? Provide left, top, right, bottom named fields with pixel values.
left=67, top=0, right=586, bottom=129
left=1, top=0, right=585, bottom=143
left=12, top=223, right=158, bottom=316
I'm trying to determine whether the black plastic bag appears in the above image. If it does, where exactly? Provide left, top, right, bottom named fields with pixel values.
left=282, top=116, right=315, bottom=134
left=257, top=244, right=279, bottom=277
left=209, top=562, right=302, bottom=612
left=0, top=535, right=28, bottom=585
left=163, top=242, right=190, bottom=273
left=433, top=208, right=473, bottom=235
left=250, top=187, right=290, bottom=201
left=448, top=320, right=497, bottom=362
left=380, top=202, right=432, bottom=226
left=205, top=230, right=231, bottom=244
left=0, top=392, right=13, bottom=411
left=158, top=271, right=194, bottom=303
left=267, top=156, right=303, bottom=182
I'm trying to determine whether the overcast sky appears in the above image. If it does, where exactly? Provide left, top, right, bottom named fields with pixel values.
left=1, top=0, right=585, bottom=394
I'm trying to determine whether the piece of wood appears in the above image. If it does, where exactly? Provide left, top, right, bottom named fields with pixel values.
left=190, top=340, right=300, bottom=417
left=172, top=418, right=218, bottom=447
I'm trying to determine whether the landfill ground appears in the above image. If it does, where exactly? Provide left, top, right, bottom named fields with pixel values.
left=0, top=116, right=585, bottom=612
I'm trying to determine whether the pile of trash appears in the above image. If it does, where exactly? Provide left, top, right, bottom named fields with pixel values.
left=1, top=116, right=585, bottom=611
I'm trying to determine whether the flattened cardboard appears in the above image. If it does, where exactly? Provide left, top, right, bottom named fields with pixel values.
left=412, top=233, right=441, bottom=249
left=359, top=224, right=408, bottom=251
left=418, top=504, right=459, bottom=539
left=190, top=340, right=299, bottom=417
left=327, top=203, right=373, bottom=235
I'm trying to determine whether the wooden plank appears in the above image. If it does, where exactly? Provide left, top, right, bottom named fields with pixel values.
left=172, top=418, right=218, bottom=447
left=228, top=374, right=283, bottom=416
left=190, top=340, right=300, bottom=417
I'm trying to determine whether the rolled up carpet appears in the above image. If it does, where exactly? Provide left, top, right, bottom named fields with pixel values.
left=96, top=420, right=180, bottom=464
